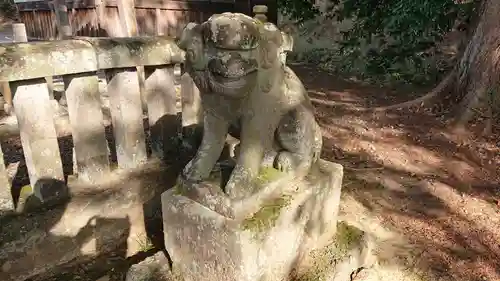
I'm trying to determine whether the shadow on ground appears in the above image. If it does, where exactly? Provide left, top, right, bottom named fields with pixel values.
left=0, top=155, right=188, bottom=281
left=0, top=113, right=193, bottom=281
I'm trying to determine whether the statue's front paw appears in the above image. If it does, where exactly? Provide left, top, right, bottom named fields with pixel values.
left=273, top=151, right=297, bottom=172
left=181, top=161, right=194, bottom=181
left=175, top=177, right=235, bottom=218
left=180, top=160, right=204, bottom=185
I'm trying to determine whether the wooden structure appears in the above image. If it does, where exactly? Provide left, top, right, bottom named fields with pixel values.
left=15, top=0, right=277, bottom=40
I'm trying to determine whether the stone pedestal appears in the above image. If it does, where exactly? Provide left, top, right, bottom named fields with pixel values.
left=161, top=160, right=373, bottom=281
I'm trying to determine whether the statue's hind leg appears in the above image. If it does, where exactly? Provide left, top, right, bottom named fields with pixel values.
left=274, top=107, right=320, bottom=172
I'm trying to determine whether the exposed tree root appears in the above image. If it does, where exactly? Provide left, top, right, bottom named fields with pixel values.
left=361, top=67, right=458, bottom=113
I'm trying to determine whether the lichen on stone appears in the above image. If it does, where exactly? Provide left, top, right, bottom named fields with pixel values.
left=253, top=166, right=283, bottom=186
left=293, top=222, right=365, bottom=281
left=334, top=221, right=364, bottom=255
left=19, top=184, right=33, bottom=198
left=240, top=195, right=291, bottom=234
left=172, top=185, right=184, bottom=196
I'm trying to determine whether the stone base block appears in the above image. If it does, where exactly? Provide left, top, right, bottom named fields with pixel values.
left=161, top=159, right=368, bottom=281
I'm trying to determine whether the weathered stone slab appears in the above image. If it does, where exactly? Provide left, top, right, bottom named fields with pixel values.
left=80, top=36, right=185, bottom=70
left=161, top=159, right=358, bottom=281
left=105, top=68, right=148, bottom=170
left=144, top=64, right=179, bottom=160
left=0, top=40, right=97, bottom=81
left=63, top=72, right=110, bottom=183
left=11, top=78, right=66, bottom=210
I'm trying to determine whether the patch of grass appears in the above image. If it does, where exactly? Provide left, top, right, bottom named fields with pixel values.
left=241, top=195, right=292, bottom=234
left=335, top=221, right=364, bottom=255
left=15, top=185, right=41, bottom=212
left=135, top=233, right=155, bottom=252
left=109, top=162, right=120, bottom=172
left=293, top=222, right=365, bottom=281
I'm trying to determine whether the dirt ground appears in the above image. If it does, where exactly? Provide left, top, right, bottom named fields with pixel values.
left=292, top=64, right=500, bottom=281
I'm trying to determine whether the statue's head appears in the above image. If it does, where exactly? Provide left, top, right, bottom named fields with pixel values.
left=178, top=13, right=267, bottom=97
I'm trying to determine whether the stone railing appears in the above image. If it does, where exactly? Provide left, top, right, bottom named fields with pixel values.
left=0, top=36, right=190, bottom=213
left=0, top=6, right=274, bottom=215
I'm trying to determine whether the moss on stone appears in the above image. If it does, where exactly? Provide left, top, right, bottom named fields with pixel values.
left=172, top=185, right=183, bottom=196
left=254, top=166, right=283, bottom=186
left=294, top=222, right=365, bottom=281
left=241, top=195, right=291, bottom=234
left=334, top=221, right=364, bottom=255
left=19, top=184, right=33, bottom=198
left=240, top=167, right=287, bottom=234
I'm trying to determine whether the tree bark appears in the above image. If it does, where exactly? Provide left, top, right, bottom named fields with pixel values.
left=453, top=0, right=500, bottom=129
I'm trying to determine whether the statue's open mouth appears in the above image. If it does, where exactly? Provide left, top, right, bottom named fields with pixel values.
left=207, top=68, right=258, bottom=96
left=206, top=55, right=258, bottom=94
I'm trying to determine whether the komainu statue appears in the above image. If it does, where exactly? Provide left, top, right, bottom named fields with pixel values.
left=177, top=12, right=322, bottom=199
left=161, top=11, right=375, bottom=281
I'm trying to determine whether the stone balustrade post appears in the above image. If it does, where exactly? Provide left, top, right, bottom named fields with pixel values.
left=144, top=65, right=178, bottom=161
left=63, top=72, right=110, bottom=183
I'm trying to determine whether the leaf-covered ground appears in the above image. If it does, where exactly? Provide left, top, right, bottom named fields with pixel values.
left=293, top=64, right=499, bottom=281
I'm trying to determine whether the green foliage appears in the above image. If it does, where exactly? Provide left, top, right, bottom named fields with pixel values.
left=0, top=0, right=19, bottom=23
left=277, top=0, right=320, bottom=22
left=332, top=0, right=475, bottom=82
left=278, top=0, right=477, bottom=85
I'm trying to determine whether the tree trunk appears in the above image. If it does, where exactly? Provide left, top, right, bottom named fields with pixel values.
left=452, top=0, right=500, bottom=131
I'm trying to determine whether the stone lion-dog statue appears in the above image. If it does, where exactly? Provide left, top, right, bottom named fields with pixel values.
left=177, top=12, right=322, bottom=200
